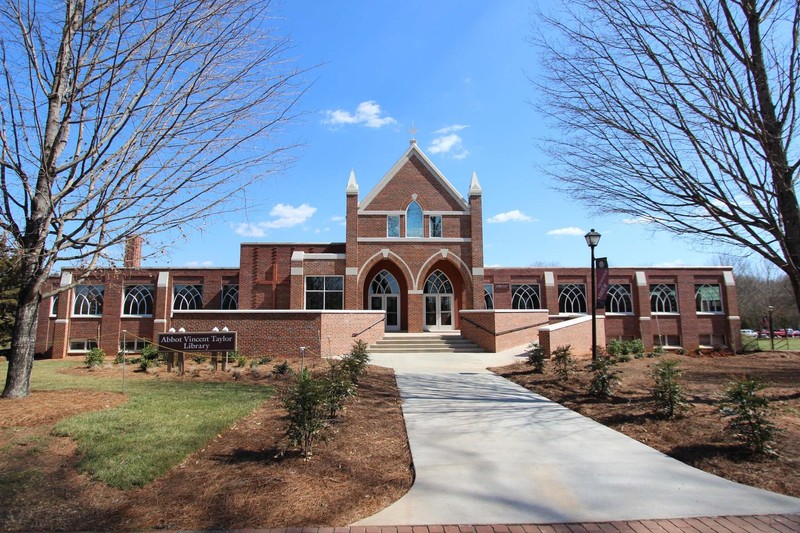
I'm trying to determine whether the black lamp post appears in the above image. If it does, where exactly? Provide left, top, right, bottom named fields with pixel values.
left=585, top=229, right=602, bottom=362
left=768, top=305, right=775, bottom=351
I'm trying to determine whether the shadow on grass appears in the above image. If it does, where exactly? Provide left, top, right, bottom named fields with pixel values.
left=214, top=446, right=293, bottom=464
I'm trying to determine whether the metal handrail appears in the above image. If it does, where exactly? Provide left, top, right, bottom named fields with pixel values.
left=352, top=317, right=385, bottom=337
left=460, top=316, right=540, bottom=337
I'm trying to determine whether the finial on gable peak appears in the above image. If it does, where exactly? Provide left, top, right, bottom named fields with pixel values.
left=410, top=122, right=417, bottom=145
left=469, top=171, right=482, bottom=196
left=346, top=169, right=359, bottom=195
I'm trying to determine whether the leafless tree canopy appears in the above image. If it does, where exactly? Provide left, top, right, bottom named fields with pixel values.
left=0, top=0, right=304, bottom=397
left=534, top=0, right=800, bottom=307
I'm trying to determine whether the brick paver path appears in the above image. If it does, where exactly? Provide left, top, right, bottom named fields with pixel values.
left=204, top=514, right=800, bottom=533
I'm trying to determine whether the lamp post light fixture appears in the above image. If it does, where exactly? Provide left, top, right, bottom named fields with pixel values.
left=585, top=229, right=602, bottom=362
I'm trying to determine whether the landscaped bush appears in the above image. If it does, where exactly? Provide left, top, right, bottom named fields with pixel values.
left=138, top=344, right=160, bottom=372
left=588, top=356, right=619, bottom=398
left=273, top=360, right=291, bottom=375
left=321, top=360, right=357, bottom=418
left=552, top=345, right=574, bottom=381
left=652, top=359, right=688, bottom=418
left=525, top=342, right=547, bottom=373
left=606, top=338, right=644, bottom=361
left=720, top=376, right=778, bottom=455
left=283, top=368, right=329, bottom=457
left=84, top=347, right=106, bottom=368
left=340, top=339, right=370, bottom=384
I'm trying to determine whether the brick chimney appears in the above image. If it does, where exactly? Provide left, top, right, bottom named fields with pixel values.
left=124, top=235, right=143, bottom=269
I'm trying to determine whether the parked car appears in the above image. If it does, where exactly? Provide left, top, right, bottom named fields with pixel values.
left=740, top=329, right=758, bottom=338
left=774, top=329, right=787, bottom=338
left=759, top=329, right=771, bottom=338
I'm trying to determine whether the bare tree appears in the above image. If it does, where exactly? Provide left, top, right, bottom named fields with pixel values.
left=534, top=1, right=800, bottom=309
left=0, top=0, right=304, bottom=398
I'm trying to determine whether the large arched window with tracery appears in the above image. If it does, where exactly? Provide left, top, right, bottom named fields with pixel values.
left=558, top=283, right=587, bottom=314
left=406, top=201, right=423, bottom=238
left=370, top=270, right=399, bottom=295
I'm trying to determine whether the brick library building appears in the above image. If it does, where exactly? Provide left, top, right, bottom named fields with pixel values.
left=36, top=141, right=741, bottom=359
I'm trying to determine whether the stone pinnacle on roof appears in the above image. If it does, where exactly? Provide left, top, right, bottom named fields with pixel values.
left=469, top=171, right=482, bottom=196
left=346, top=169, right=359, bottom=194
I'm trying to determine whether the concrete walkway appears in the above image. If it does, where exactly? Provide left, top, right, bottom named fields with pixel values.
left=355, top=350, right=800, bottom=526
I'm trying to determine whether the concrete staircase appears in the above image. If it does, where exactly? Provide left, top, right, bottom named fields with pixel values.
left=369, top=332, right=485, bottom=354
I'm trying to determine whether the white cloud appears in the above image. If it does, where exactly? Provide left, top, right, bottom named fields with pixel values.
left=186, top=260, right=213, bottom=267
left=655, top=259, right=687, bottom=267
left=323, top=101, right=396, bottom=128
left=622, top=216, right=652, bottom=225
left=433, top=124, right=469, bottom=135
left=234, top=203, right=317, bottom=237
left=487, top=210, right=534, bottom=223
left=428, top=125, right=469, bottom=159
left=330, top=215, right=345, bottom=222
left=547, top=226, right=585, bottom=236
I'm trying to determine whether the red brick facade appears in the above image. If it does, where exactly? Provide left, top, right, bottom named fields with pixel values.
left=35, top=142, right=741, bottom=359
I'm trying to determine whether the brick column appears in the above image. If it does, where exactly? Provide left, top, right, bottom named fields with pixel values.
left=51, top=271, right=73, bottom=359
left=723, top=269, right=742, bottom=351
left=634, top=271, right=653, bottom=350
left=469, top=172, right=485, bottom=310
left=345, top=170, right=360, bottom=309
left=154, top=271, right=171, bottom=337
left=290, top=251, right=305, bottom=309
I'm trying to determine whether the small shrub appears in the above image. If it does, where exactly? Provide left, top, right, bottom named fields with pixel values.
left=652, top=359, right=688, bottom=418
left=138, top=344, right=160, bottom=372
left=676, top=348, right=686, bottom=355
left=588, top=356, right=620, bottom=398
left=720, top=376, right=778, bottom=455
left=274, top=360, right=291, bottom=375
left=192, top=355, right=208, bottom=364
left=525, top=342, right=547, bottom=373
left=340, top=339, right=370, bottom=384
left=113, top=352, right=127, bottom=364
left=231, top=369, right=243, bottom=380
left=250, top=367, right=262, bottom=379
left=616, top=353, right=632, bottom=363
left=228, top=350, right=247, bottom=368
left=551, top=345, right=574, bottom=381
left=256, top=355, right=272, bottom=365
left=634, top=352, right=645, bottom=359
left=84, top=348, right=106, bottom=368
left=189, top=367, right=201, bottom=378
left=629, top=339, right=644, bottom=355
left=321, top=360, right=357, bottom=418
left=283, top=368, right=329, bottom=457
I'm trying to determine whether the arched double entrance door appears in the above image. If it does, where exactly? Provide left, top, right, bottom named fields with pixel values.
left=369, top=270, right=401, bottom=331
left=424, top=270, right=454, bottom=331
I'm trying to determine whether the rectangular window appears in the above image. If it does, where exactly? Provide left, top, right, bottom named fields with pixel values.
left=606, top=284, right=633, bottom=314
left=653, top=334, right=681, bottom=348
left=429, top=216, right=442, bottom=238
left=650, top=284, right=678, bottom=313
left=305, top=276, right=344, bottom=310
left=695, top=284, right=723, bottom=313
left=69, top=339, right=99, bottom=353
left=699, top=334, right=727, bottom=348
left=558, top=283, right=587, bottom=314
left=173, top=284, right=204, bottom=310
left=484, top=284, right=494, bottom=309
left=222, top=284, right=239, bottom=310
left=123, top=285, right=154, bottom=316
left=73, top=285, right=105, bottom=316
left=119, top=338, right=151, bottom=353
left=511, top=284, right=541, bottom=309
left=387, top=215, right=400, bottom=237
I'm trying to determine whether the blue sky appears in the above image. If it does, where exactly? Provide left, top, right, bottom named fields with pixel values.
left=153, top=0, right=724, bottom=270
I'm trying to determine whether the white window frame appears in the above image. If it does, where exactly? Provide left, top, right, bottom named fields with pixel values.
left=122, top=285, right=154, bottom=317
left=73, top=285, right=104, bottom=316
left=173, top=284, right=204, bottom=310
left=651, top=283, right=679, bottom=314
left=222, top=284, right=239, bottom=310
left=512, top=284, right=541, bottom=310
left=606, top=284, right=634, bottom=315
left=695, top=284, right=724, bottom=314
left=558, top=283, right=587, bottom=314
left=68, top=338, right=99, bottom=353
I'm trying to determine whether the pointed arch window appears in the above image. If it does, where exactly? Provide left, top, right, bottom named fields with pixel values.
left=406, top=201, right=423, bottom=238
left=424, top=270, right=453, bottom=294
left=369, top=270, right=399, bottom=295
left=73, top=285, right=104, bottom=316
left=650, top=284, right=678, bottom=313
left=512, top=284, right=541, bottom=309
left=123, top=285, right=154, bottom=316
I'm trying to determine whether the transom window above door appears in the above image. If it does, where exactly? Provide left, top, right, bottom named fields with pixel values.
left=370, top=270, right=399, bottom=294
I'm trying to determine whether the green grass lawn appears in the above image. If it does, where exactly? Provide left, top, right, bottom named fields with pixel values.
left=1, top=359, right=272, bottom=489
left=741, top=336, right=800, bottom=351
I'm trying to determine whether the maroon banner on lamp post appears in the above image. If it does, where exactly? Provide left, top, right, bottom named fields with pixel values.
left=595, top=257, right=609, bottom=309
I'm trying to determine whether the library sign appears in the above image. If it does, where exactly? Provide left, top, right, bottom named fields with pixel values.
left=157, top=331, right=237, bottom=352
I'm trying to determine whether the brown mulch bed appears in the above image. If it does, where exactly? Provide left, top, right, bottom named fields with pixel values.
left=0, top=359, right=413, bottom=531
left=492, top=350, right=800, bottom=498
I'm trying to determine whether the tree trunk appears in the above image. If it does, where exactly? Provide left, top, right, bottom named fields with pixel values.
left=2, top=286, right=42, bottom=398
